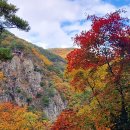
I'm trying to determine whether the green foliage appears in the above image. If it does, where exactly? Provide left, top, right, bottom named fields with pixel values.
left=26, top=97, right=32, bottom=104
left=36, top=93, right=42, bottom=98
left=0, top=47, right=12, bottom=60
left=41, top=84, right=56, bottom=107
left=42, top=82, right=55, bottom=97
left=47, top=87, right=55, bottom=97
left=16, top=88, right=21, bottom=93
left=34, top=65, right=42, bottom=72
left=40, top=82, right=45, bottom=87
left=47, top=65, right=63, bottom=78
left=60, top=92, right=66, bottom=102
left=0, top=0, right=30, bottom=34
left=34, top=45, right=65, bottom=63
left=42, top=96, right=49, bottom=107
left=41, top=111, right=48, bottom=120
left=10, top=41, right=25, bottom=51
left=49, top=48, right=74, bottom=59
left=48, top=81, right=53, bottom=87
left=28, top=105, right=36, bottom=112
left=33, top=45, right=66, bottom=75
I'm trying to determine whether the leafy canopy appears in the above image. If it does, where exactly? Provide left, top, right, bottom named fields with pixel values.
left=0, top=102, right=51, bottom=130
left=67, top=10, right=130, bottom=72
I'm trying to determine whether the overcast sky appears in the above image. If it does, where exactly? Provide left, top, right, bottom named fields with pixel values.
left=8, top=0, right=130, bottom=48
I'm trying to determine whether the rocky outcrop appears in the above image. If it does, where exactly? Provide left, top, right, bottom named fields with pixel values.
left=44, top=90, right=66, bottom=121
left=0, top=54, right=66, bottom=121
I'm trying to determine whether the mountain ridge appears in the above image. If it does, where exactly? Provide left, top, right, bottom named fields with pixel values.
left=48, top=48, right=74, bottom=59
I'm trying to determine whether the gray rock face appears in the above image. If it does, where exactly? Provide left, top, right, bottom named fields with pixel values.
left=0, top=55, right=66, bottom=121
left=44, top=90, right=66, bottom=121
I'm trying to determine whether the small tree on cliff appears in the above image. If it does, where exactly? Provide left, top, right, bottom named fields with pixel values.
left=0, top=0, right=30, bottom=35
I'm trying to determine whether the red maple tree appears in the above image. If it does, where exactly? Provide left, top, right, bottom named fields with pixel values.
left=67, top=10, right=130, bottom=129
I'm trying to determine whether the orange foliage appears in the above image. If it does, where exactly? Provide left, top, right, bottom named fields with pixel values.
left=49, top=48, right=73, bottom=59
left=32, top=48, right=53, bottom=66
left=0, top=102, right=50, bottom=130
left=96, top=125, right=110, bottom=130
left=0, top=71, right=5, bottom=80
left=51, top=109, right=80, bottom=130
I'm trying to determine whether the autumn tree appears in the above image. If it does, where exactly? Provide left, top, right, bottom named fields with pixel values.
left=0, top=102, right=51, bottom=130
left=67, top=10, right=130, bottom=130
left=0, top=0, right=30, bottom=35
left=51, top=109, right=81, bottom=130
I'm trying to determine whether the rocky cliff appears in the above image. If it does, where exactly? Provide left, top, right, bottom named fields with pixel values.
left=0, top=31, right=67, bottom=121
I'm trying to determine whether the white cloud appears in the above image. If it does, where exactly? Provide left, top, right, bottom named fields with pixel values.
left=7, top=0, right=127, bottom=48
left=34, top=42, right=48, bottom=49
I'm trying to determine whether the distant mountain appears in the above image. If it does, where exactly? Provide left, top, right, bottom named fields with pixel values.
left=48, top=48, right=74, bottom=59
left=0, top=31, right=69, bottom=121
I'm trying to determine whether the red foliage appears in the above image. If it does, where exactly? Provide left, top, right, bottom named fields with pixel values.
left=67, top=10, right=130, bottom=72
left=51, top=109, right=80, bottom=130
left=67, top=49, right=97, bottom=71
left=66, top=10, right=130, bottom=129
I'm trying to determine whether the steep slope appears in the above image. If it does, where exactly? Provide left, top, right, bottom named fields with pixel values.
left=0, top=31, right=68, bottom=121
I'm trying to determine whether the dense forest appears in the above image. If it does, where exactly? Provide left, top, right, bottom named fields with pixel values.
left=0, top=0, right=130, bottom=130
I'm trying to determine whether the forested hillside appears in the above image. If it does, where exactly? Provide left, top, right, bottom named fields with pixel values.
left=0, top=0, right=130, bottom=130
left=51, top=10, right=130, bottom=130
left=48, top=48, right=73, bottom=59
left=0, top=30, right=71, bottom=127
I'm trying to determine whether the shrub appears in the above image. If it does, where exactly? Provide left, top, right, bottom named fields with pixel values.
left=10, top=42, right=25, bottom=51
left=47, top=87, right=55, bottom=97
left=28, top=105, right=35, bottom=112
left=42, top=96, right=49, bottom=107
left=16, top=88, right=21, bottom=93
left=0, top=47, right=12, bottom=60
left=26, top=97, right=32, bottom=105
left=40, top=82, right=45, bottom=87
left=47, top=65, right=63, bottom=78
left=34, top=65, right=42, bottom=72
left=36, top=93, right=42, bottom=98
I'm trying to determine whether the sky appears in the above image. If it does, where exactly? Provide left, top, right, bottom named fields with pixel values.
left=8, top=0, right=130, bottom=48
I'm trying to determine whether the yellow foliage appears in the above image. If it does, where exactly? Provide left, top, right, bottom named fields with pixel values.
left=1, top=36, right=14, bottom=46
left=32, top=48, right=53, bottom=66
left=49, top=48, right=73, bottom=59
left=87, top=64, right=108, bottom=90
left=66, top=64, right=108, bottom=91
left=0, top=102, right=51, bottom=130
